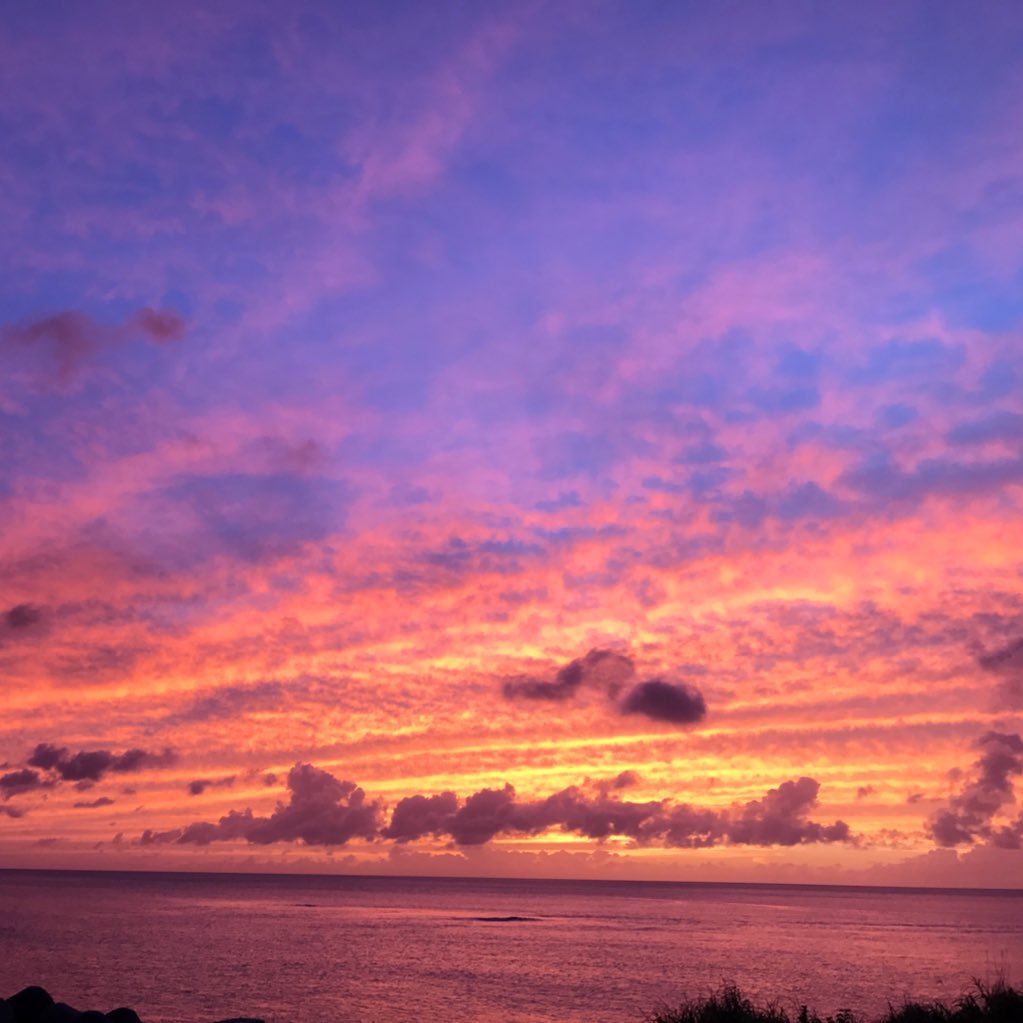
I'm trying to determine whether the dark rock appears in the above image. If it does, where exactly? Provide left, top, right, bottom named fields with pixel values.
left=105, top=1010, right=141, bottom=1023
left=8, top=988, right=54, bottom=1023
left=209, top=1019, right=266, bottom=1023
left=38, top=1003, right=80, bottom=1023
left=0, top=999, right=14, bottom=1023
left=76, top=1014, right=106, bottom=1023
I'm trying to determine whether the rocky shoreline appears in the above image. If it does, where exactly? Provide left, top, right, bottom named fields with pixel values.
left=0, top=987, right=263, bottom=1023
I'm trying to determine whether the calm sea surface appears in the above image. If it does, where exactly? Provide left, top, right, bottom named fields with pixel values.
left=0, top=871, right=1020, bottom=1023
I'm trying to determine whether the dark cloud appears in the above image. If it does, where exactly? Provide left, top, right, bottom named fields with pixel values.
left=712, top=778, right=850, bottom=847
left=929, top=732, right=1023, bottom=847
left=27, top=744, right=67, bottom=771
left=989, top=815, right=1023, bottom=850
left=58, top=749, right=142, bottom=782
left=177, top=811, right=257, bottom=846
left=1, top=307, right=186, bottom=384
left=426, top=775, right=847, bottom=848
left=4, top=603, right=42, bottom=629
left=1, top=805, right=25, bottom=818
left=502, top=650, right=709, bottom=729
left=133, top=307, right=186, bottom=343
left=187, top=776, right=236, bottom=796
left=856, top=785, right=875, bottom=800
left=73, top=796, right=115, bottom=809
left=383, top=791, right=460, bottom=842
left=2, top=310, right=99, bottom=382
left=246, top=765, right=382, bottom=845
left=138, top=826, right=185, bottom=846
left=529, top=785, right=665, bottom=843
left=111, top=748, right=161, bottom=773
left=620, top=679, right=707, bottom=725
left=502, top=648, right=635, bottom=701
left=977, top=637, right=1023, bottom=709
left=27, top=742, right=175, bottom=783
left=0, top=768, right=50, bottom=799
left=144, top=763, right=383, bottom=848
left=446, top=785, right=521, bottom=845
left=141, top=766, right=850, bottom=852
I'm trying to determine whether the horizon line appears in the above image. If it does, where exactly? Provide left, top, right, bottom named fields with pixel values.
left=2, top=865, right=1021, bottom=897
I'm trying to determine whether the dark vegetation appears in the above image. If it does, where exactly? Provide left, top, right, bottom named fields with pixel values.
left=2, top=980, right=1019, bottom=1023
left=651, top=982, right=1023, bottom=1023
left=0, top=986, right=263, bottom=1023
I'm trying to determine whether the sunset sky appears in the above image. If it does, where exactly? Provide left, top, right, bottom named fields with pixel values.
left=1, top=2, right=1022, bottom=887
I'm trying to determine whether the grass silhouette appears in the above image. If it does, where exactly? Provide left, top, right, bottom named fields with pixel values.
left=650, top=980, right=1022, bottom=1023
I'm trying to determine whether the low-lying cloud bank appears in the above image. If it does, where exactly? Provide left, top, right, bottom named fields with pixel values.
left=138, top=763, right=850, bottom=851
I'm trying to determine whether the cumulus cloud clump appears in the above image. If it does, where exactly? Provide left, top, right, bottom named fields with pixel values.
left=929, top=731, right=1023, bottom=849
left=141, top=763, right=383, bottom=847
left=386, top=775, right=848, bottom=848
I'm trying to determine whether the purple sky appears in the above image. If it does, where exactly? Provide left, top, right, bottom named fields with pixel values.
left=1, top=2, right=1022, bottom=885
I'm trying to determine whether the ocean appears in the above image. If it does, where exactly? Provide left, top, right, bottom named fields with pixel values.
left=0, top=871, right=1019, bottom=1023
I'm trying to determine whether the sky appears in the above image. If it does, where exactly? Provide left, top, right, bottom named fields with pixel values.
left=1, top=1, right=1022, bottom=888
